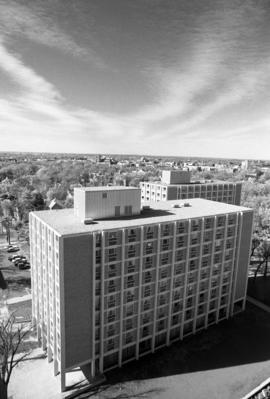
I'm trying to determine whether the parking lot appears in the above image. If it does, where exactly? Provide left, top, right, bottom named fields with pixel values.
left=0, top=238, right=31, bottom=298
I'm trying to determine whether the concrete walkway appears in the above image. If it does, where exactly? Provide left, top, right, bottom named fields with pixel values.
left=247, top=295, right=270, bottom=313
left=7, top=294, right=31, bottom=305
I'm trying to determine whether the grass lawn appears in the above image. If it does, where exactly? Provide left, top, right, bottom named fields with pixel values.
left=247, top=276, right=270, bottom=307
left=8, top=299, right=32, bottom=322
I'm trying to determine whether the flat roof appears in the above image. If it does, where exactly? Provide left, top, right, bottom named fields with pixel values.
left=32, top=198, right=252, bottom=237
left=141, top=181, right=241, bottom=186
left=74, top=186, right=139, bottom=192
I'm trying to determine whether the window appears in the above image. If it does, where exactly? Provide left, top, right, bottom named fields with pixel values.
left=108, top=295, right=115, bottom=308
left=159, top=295, right=166, bottom=306
left=124, top=205, right=132, bottom=216
left=127, top=290, right=135, bottom=302
left=127, top=261, right=135, bottom=274
left=162, top=224, right=170, bottom=236
left=107, top=311, right=115, bottom=323
left=108, top=248, right=117, bottom=262
left=143, top=300, right=151, bottom=311
left=108, top=233, right=117, bottom=246
left=144, top=286, right=151, bottom=297
left=125, top=332, right=133, bottom=344
left=127, top=276, right=134, bottom=288
left=108, top=280, right=116, bottom=293
left=142, top=326, right=149, bottom=337
left=161, top=254, right=169, bottom=265
left=160, top=268, right=168, bottom=279
left=162, top=239, right=169, bottom=251
left=159, top=281, right=167, bottom=292
left=146, top=242, right=153, bottom=254
left=128, top=245, right=136, bottom=258
left=144, top=272, right=152, bottom=284
left=126, top=304, right=133, bottom=317
left=107, top=326, right=115, bottom=337
left=96, top=250, right=101, bottom=264
left=108, top=264, right=116, bottom=278
left=102, top=192, right=107, bottom=199
left=107, top=339, right=114, bottom=351
left=128, top=229, right=136, bottom=242
left=145, top=257, right=152, bottom=268
left=125, top=319, right=133, bottom=331
left=146, top=227, right=154, bottom=239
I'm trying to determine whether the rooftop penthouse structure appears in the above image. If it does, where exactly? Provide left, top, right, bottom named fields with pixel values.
left=29, top=186, right=253, bottom=391
left=140, top=170, right=242, bottom=205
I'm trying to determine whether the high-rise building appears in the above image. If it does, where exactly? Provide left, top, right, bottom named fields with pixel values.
left=29, top=186, right=252, bottom=391
left=140, top=170, right=242, bottom=205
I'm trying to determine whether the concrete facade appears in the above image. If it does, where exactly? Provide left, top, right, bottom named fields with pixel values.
left=29, top=190, right=252, bottom=392
left=140, top=174, right=242, bottom=205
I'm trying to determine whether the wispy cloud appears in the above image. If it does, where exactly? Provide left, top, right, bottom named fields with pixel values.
left=0, top=0, right=105, bottom=67
left=0, top=0, right=270, bottom=158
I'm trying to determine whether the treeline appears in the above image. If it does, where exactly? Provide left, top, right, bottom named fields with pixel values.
left=0, top=160, right=160, bottom=223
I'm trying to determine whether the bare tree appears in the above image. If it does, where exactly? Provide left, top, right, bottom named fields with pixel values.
left=1, top=217, right=11, bottom=245
left=0, top=314, right=31, bottom=399
left=254, top=240, right=270, bottom=279
left=250, top=233, right=261, bottom=258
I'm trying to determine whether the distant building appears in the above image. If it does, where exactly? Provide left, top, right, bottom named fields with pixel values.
left=241, top=160, right=249, bottom=170
left=30, top=187, right=253, bottom=391
left=140, top=170, right=242, bottom=205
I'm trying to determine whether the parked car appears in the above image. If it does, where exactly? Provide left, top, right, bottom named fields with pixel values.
left=11, top=255, right=26, bottom=263
left=9, top=255, right=20, bottom=262
left=7, top=245, right=20, bottom=253
left=14, top=257, right=30, bottom=270
left=18, top=263, right=30, bottom=270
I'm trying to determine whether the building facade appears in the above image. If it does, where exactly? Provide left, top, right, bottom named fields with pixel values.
left=29, top=187, right=252, bottom=391
left=140, top=170, right=242, bottom=205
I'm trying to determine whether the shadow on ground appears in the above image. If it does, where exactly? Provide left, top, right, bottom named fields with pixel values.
left=248, top=276, right=270, bottom=306
left=103, top=303, right=270, bottom=385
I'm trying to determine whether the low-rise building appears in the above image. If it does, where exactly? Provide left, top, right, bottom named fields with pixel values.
left=140, top=170, right=242, bottom=205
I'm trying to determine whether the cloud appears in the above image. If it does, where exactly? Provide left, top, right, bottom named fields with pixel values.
left=0, top=0, right=105, bottom=67
left=0, top=0, right=269, bottom=158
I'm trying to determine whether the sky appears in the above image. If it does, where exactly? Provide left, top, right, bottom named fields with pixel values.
left=0, top=0, right=270, bottom=159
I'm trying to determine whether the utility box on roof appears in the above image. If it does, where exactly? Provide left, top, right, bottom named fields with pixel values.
left=74, top=186, right=141, bottom=221
left=162, top=170, right=191, bottom=184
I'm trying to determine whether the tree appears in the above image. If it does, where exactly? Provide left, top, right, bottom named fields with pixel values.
left=1, top=218, right=11, bottom=245
left=250, top=234, right=260, bottom=258
left=0, top=314, right=31, bottom=399
left=254, top=240, right=270, bottom=279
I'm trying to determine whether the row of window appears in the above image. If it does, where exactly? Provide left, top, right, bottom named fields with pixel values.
left=94, top=216, right=238, bottom=248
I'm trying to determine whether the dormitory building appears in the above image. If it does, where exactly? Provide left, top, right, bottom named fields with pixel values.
left=30, top=185, right=252, bottom=391
left=140, top=170, right=242, bottom=205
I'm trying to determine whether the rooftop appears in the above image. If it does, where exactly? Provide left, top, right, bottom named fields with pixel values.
left=32, top=198, right=252, bottom=237
left=74, top=186, right=139, bottom=192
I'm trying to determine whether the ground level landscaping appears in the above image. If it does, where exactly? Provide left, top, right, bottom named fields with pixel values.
left=9, top=302, right=270, bottom=399
left=248, top=276, right=270, bottom=307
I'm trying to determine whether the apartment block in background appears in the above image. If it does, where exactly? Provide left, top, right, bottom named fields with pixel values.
left=140, top=170, right=242, bottom=205
left=29, top=186, right=252, bottom=392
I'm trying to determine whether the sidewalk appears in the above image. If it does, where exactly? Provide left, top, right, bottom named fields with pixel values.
left=7, top=294, right=32, bottom=305
left=247, top=296, right=270, bottom=313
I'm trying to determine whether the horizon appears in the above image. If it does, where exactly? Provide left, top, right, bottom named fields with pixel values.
left=0, top=1, right=270, bottom=158
left=0, top=149, right=267, bottom=163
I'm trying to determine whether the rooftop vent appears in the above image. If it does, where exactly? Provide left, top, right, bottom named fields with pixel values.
left=183, top=202, right=191, bottom=207
left=84, top=218, right=95, bottom=225
left=142, top=205, right=151, bottom=211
